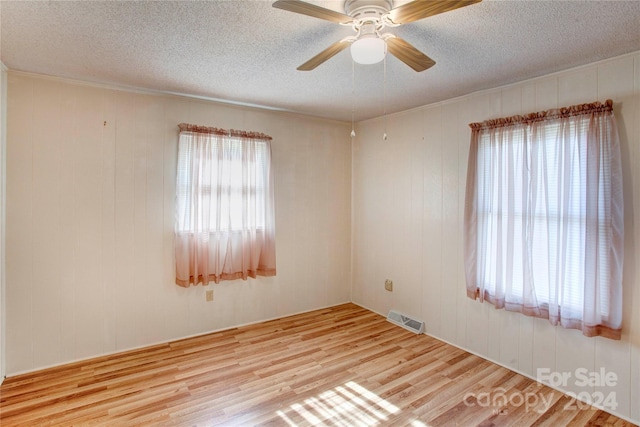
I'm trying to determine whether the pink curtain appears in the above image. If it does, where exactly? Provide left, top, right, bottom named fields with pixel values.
left=175, top=123, right=276, bottom=286
left=464, top=100, right=623, bottom=339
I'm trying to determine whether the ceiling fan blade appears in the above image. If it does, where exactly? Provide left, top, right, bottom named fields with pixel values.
left=273, top=0, right=353, bottom=24
left=387, top=0, right=481, bottom=24
left=297, top=39, right=352, bottom=71
left=385, top=37, right=435, bottom=72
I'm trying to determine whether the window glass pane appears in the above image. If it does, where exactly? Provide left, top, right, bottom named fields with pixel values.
left=475, top=118, right=610, bottom=318
left=176, top=132, right=269, bottom=233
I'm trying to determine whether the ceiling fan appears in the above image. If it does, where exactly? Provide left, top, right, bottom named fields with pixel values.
left=273, top=0, right=482, bottom=72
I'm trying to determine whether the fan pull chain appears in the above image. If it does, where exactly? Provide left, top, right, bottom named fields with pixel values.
left=351, top=59, right=356, bottom=138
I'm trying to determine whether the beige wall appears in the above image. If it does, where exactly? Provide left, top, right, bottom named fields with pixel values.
left=5, top=72, right=352, bottom=375
left=352, top=51, right=640, bottom=423
left=1, top=62, right=7, bottom=383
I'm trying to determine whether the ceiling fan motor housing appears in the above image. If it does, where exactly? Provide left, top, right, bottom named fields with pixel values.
left=345, top=0, right=393, bottom=22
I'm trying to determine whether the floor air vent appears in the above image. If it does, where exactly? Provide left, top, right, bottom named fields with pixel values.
left=386, top=310, right=425, bottom=334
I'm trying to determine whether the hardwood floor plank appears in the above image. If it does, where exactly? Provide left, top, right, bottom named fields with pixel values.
left=0, top=303, right=635, bottom=426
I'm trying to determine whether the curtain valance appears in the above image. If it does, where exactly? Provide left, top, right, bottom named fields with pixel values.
left=178, top=123, right=272, bottom=141
left=469, top=99, right=613, bottom=130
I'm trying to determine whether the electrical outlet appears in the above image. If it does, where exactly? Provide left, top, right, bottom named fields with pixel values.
left=385, top=279, right=393, bottom=292
left=206, top=289, right=214, bottom=302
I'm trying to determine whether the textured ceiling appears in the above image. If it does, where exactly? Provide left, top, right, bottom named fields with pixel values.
left=1, top=0, right=639, bottom=122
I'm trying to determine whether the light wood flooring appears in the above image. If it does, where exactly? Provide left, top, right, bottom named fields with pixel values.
left=0, top=303, right=635, bottom=426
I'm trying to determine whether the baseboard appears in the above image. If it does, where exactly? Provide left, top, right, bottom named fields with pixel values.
left=4, top=300, right=352, bottom=379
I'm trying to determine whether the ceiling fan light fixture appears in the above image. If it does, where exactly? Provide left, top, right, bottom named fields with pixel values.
left=350, top=35, right=387, bottom=65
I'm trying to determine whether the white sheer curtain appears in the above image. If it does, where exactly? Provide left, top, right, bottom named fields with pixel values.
left=175, top=123, right=276, bottom=287
left=464, top=100, right=623, bottom=339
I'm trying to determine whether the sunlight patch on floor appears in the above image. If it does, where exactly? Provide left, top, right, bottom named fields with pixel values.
left=276, top=381, right=404, bottom=426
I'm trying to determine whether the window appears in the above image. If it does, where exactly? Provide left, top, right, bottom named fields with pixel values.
left=464, top=100, right=623, bottom=339
left=176, top=134, right=268, bottom=233
left=174, top=123, right=276, bottom=287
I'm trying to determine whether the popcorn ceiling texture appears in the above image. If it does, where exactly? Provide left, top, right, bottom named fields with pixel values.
left=1, top=0, right=639, bottom=122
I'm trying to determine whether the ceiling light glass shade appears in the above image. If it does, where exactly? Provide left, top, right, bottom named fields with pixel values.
left=350, top=35, right=387, bottom=65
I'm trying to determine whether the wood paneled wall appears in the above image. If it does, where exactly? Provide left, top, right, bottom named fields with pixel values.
left=1, top=62, right=7, bottom=383
left=5, top=73, right=352, bottom=376
left=352, top=52, right=640, bottom=424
